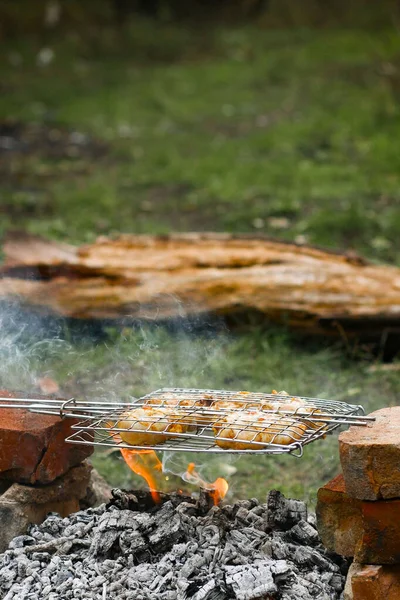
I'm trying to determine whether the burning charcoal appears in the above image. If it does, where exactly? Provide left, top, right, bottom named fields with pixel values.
left=149, top=512, right=183, bottom=551
left=176, top=501, right=199, bottom=517
left=234, top=506, right=269, bottom=531
left=109, top=488, right=194, bottom=513
left=224, top=560, right=277, bottom=599
left=198, top=524, right=221, bottom=547
left=220, top=540, right=239, bottom=564
left=292, top=545, right=336, bottom=572
left=119, top=529, right=147, bottom=555
left=285, top=520, right=319, bottom=546
left=309, top=548, right=339, bottom=571
left=220, top=503, right=235, bottom=519
left=280, top=580, right=316, bottom=600
left=197, top=488, right=216, bottom=513
left=201, top=506, right=232, bottom=534
left=250, top=504, right=267, bottom=517
left=39, top=515, right=64, bottom=535
left=226, top=529, right=265, bottom=559
left=190, top=578, right=226, bottom=600
left=108, top=488, right=139, bottom=510
left=90, top=510, right=132, bottom=555
left=172, top=541, right=198, bottom=560
left=267, top=490, right=307, bottom=530
left=0, top=489, right=346, bottom=599
left=55, top=567, right=73, bottom=585
left=151, top=499, right=177, bottom=525
left=127, top=511, right=152, bottom=534
left=232, top=499, right=259, bottom=514
left=263, top=536, right=298, bottom=561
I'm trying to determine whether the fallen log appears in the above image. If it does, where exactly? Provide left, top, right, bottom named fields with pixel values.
left=1, top=232, right=400, bottom=338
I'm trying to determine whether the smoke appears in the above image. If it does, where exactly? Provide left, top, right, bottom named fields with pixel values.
left=0, top=296, right=231, bottom=402
left=0, top=294, right=239, bottom=490
left=0, top=300, right=69, bottom=392
left=162, top=451, right=238, bottom=489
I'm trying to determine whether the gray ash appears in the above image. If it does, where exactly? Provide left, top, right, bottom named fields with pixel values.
left=0, top=489, right=348, bottom=600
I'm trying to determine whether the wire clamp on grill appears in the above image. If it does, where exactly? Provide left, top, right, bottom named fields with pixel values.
left=59, top=398, right=76, bottom=419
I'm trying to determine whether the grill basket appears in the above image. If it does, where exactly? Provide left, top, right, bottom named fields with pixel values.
left=0, top=388, right=374, bottom=457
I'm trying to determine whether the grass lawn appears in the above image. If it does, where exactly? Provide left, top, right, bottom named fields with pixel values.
left=1, top=15, right=400, bottom=505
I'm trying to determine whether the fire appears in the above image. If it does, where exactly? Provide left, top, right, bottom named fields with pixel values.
left=185, top=462, right=229, bottom=505
left=120, top=448, right=162, bottom=503
left=209, top=477, right=230, bottom=505
left=120, top=450, right=229, bottom=505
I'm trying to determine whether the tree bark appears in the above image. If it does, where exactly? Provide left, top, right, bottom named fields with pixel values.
left=1, top=232, right=400, bottom=338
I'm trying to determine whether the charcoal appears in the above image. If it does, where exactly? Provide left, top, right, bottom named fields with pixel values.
left=0, top=491, right=347, bottom=599
left=8, top=535, right=36, bottom=549
left=285, top=520, right=319, bottom=546
left=190, top=578, right=226, bottom=600
left=119, top=529, right=147, bottom=555
left=234, top=506, right=268, bottom=531
left=149, top=512, right=183, bottom=551
left=267, top=490, right=307, bottom=530
left=0, top=568, right=16, bottom=589
left=90, top=509, right=136, bottom=555
left=224, top=561, right=277, bottom=599
left=198, top=524, right=221, bottom=547
left=329, top=572, right=345, bottom=592
left=263, top=536, right=298, bottom=561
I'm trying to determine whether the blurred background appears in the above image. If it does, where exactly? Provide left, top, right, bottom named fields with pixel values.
left=0, top=0, right=399, bottom=505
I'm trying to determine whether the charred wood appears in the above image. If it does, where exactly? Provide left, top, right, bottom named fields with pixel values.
left=2, top=232, right=399, bottom=339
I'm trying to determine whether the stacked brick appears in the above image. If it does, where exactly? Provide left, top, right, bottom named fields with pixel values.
left=316, top=407, right=400, bottom=599
left=0, top=389, right=95, bottom=551
left=0, top=389, right=93, bottom=484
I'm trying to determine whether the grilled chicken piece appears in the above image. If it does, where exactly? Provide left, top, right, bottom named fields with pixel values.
left=111, top=406, right=188, bottom=446
left=144, top=394, right=212, bottom=426
left=213, top=410, right=307, bottom=450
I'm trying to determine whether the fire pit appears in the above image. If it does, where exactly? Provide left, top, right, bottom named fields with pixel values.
left=0, top=388, right=374, bottom=599
left=0, top=488, right=348, bottom=599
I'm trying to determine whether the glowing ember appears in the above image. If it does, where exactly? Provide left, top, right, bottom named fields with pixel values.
left=185, top=462, right=229, bottom=505
left=120, top=448, right=162, bottom=504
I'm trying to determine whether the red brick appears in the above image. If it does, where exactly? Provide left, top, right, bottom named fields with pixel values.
left=349, top=563, right=400, bottom=600
left=339, top=407, right=400, bottom=501
left=316, top=474, right=363, bottom=557
left=356, top=499, right=400, bottom=564
left=0, top=462, right=92, bottom=552
left=317, top=475, right=400, bottom=563
left=0, top=390, right=93, bottom=484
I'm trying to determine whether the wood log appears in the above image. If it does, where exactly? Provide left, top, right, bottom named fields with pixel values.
left=1, top=232, right=400, bottom=338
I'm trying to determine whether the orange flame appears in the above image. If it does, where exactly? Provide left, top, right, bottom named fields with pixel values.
left=209, top=478, right=230, bottom=505
left=120, top=451, right=229, bottom=506
left=120, top=448, right=162, bottom=503
left=185, top=462, right=229, bottom=505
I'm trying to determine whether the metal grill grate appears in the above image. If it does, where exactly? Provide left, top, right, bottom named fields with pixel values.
left=0, top=387, right=373, bottom=457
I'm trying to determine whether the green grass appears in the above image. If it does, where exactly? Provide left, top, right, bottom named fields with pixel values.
left=1, top=18, right=400, bottom=505
left=1, top=24, right=400, bottom=260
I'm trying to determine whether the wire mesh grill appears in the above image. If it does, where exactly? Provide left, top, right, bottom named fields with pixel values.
left=69, top=387, right=370, bottom=456
left=0, top=388, right=373, bottom=456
